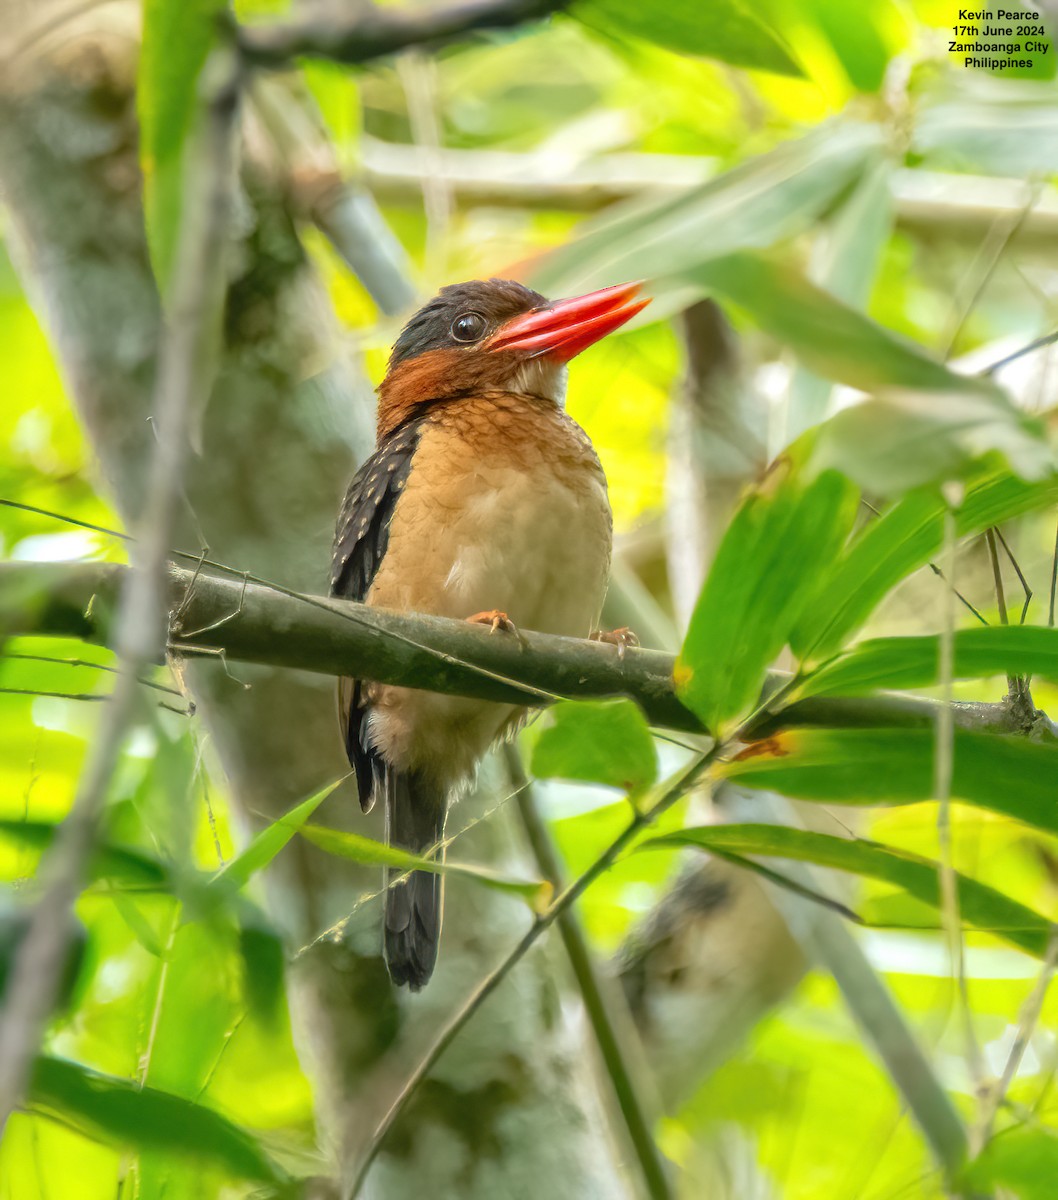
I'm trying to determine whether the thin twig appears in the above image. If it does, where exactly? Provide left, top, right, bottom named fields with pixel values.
left=981, top=330, right=1058, bottom=377
left=975, top=927, right=1058, bottom=1152
left=1041, top=518, right=1050, bottom=628
left=0, top=46, right=240, bottom=1132
left=503, top=745, right=672, bottom=1200
left=994, top=529, right=1033, bottom=626
left=1, top=652, right=182, bottom=697
left=0, top=687, right=190, bottom=716
left=937, top=507, right=987, bottom=1100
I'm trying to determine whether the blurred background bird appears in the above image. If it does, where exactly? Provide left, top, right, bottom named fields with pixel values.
left=331, top=277, right=649, bottom=989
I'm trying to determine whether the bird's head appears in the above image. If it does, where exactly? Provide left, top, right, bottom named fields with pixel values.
left=377, top=278, right=648, bottom=437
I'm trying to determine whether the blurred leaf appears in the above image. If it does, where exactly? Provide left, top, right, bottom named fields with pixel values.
left=530, top=698, right=657, bottom=795
left=791, top=468, right=1058, bottom=663
left=808, top=389, right=1053, bottom=497
left=28, top=1056, right=286, bottom=1185
left=785, top=158, right=893, bottom=438
left=300, top=825, right=550, bottom=907
left=574, top=0, right=801, bottom=76
left=0, top=908, right=85, bottom=1009
left=531, top=121, right=883, bottom=298
left=237, top=907, right=285, bottom=1023
left=0, top=820, right=168, bottom=890
left=677, top=454, right=858, bottom=735
left=208, top=778, right=342, bottom=897
left=966, top=1125, right=1058, bottom=1198
left=776, top=0, right=893, bottom=91
left=109, top=891, right=165, bottom=958
left=639, top=824, right=1054, bottom=957
left=138, top=0, right=224, bottom=288
left=801, top=626, right=1058, bottom=698
left=685, top=252, right=1052, bottom=493
left=915, top=88, right=1058, bottom=174
left=719, top=727, right=1058, bottom=834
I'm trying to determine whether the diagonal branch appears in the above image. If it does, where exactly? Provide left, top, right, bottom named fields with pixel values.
left=237, top=0, right=568, bottom=68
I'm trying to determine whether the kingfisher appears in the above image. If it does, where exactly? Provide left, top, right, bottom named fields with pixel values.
left=331, top=278, right=648, bottom=989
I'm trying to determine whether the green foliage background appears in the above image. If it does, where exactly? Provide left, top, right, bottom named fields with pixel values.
left=3, top=0, right=1058, bottom=1196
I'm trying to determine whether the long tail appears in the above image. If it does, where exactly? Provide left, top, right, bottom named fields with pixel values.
left=383, top=766, right=447, bottom=990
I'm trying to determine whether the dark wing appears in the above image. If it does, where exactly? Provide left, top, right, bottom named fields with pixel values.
left=330, top=417, right=424, bottom=812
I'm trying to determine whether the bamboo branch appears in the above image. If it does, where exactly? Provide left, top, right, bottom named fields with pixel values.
left=1, top=558, right=1049, bottom=741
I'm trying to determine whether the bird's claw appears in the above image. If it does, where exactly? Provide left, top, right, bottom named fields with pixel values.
left=590, top=626, right=639, bottom=660
left=466, top=609, right=519, bottom=636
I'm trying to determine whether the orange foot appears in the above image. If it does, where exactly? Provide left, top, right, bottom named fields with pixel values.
left=466, top=609, right=519, bottom=635
left=590, top=626, right=639, bottom=660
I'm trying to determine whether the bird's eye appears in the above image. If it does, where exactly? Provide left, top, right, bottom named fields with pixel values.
left=451, top=311, right=488, bottom=343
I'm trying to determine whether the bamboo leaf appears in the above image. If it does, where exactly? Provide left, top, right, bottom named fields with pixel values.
left=531, top=121, right=882, bottom=299
left=574, top=0, right=801, bottom=76
left=28, top=1056, right=287, bottom=1185
left=299, top=825, right=551, bottom=909
left=0, top=820, right=168, bottom=890
left=677, top=454, right=859, bottom=735
left=530, top=698, right=657, bottom=795
left=719, top=727, right=1058, bottom=835
left=209, top=778, right=343, bottom=896
left=638, top=824, right=1054, bottom=958
left=790, top=467, right=1058, bottom=663
left=801, top=625, right=1058, bottom=698
left=138, top=0, right=225, bottom=288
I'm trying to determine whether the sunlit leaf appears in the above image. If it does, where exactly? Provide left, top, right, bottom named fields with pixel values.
left=530, top=698, right=657, bottom=795
left=28, top=1056, right=287, bottom=1185
left=138, top=0, right=225, bottom=288
left=965, top=1125, right=1058, bottom=1198
left=575, top=0, right=801, bottom=76
left=719, top=727, right=1058, bottom=834
left=801, top=625, right=1058, bottom=698
left=638, top=824, right=1054, bottom=957
left=209, top=778, right=343, bottom=896
left=299, top=825, right=551, bottom=908
left=677, top=452, right=858, bottom=735
left=531, top=121, right=883, bottom=299
left=791, top=467, right=1058, bottom=663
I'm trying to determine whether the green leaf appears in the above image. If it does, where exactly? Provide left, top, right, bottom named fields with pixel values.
left=530, top=699, right=657, bottom=795
left=682, top=252, right=1053, bottom=494
left=785, top=158, right=894, bottom=438
left=791, top=467, right=1058, bottom=663
left=574, top=0, right=801, bottom=76
left=0, top=820, right=168, bottom=890
left=638, top=824, right=1054, bottom=958
left=530, top=121, right=882, bottom=300
left=28, top=1056, right=287, bottom=1185
left=965, top=1125, right=1058, bottom=1198
left=802, top=625, right=1058, bottom=698
left=677, top=456, right=859, bottom=735
left=719, top=727, right=1058, bottom=834
left=299, top=825, right=551, bottom=909
left=138, top=0, right=225, bottom=288
left=209, top=778, right=343, bottom=896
